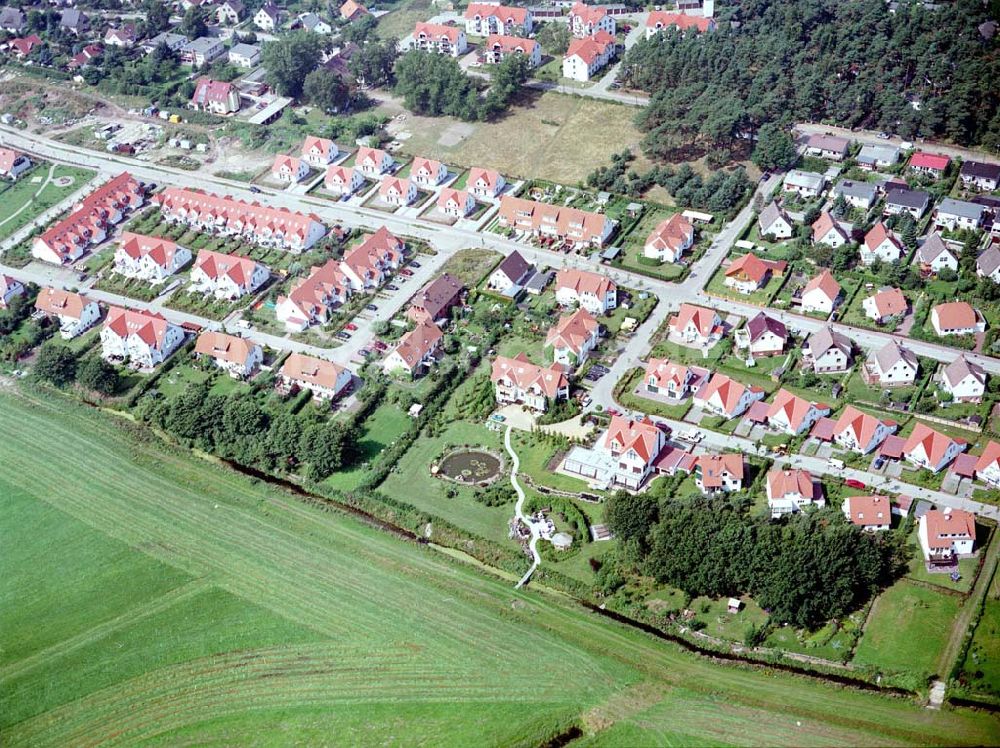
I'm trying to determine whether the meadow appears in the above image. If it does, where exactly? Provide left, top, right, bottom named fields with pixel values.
left=2, top=388, right=1000, bottom=746
left=0, top=164, right=95, bottom=241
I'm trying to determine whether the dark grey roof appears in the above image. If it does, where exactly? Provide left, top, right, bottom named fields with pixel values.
left=60, top=8, right=86, bottom=28
left=833, top=179, right=877, bottom=201
left=869, top=340, right=917, bottom=375
left=961, top=161, right=1000, bottom=181
left=916, top=233, right=955, bottom=265
left=885, top=187, right=929, bottom=210
left=495, top=251, right=533, bottom=284
left=758, top=201, right=790, bottom=229
left=977, top=246, right=1000, bottom=277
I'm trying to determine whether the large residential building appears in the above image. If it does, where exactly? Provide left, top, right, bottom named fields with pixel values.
left=554, top=269, right=617, bottom=314
left=34, top=288, right=100, bottom=339
left=182, top=37, right=225, bottom=66
left=903, top=423, right=966, bottom=473
left=766, top=389, right=830, bottom=436
left=412, top=22, right=468, bottom=57
left=693, top=373, right=765, bottom=419
left=483, top=34, right=541, bottom=66
left=833, top=406, right=896, bottom=455
left=938, top=356, right=986, bottom=403
left=190, top=249, right=269, bottom=299
left=113, top=233, right=191, bottom=282
left=498, top=196, right=615, bottom=247
left=340, top=227, right=404, bottom=290
left=546, top=308, right=600, bottom=365
left=645, top=10, right=714, bottom=37
left=918, top=508, right=976, bottom=564
left=155, top=188, right=327, bottom=252
left=275, top=260, right=351, bottom=331
left=863, top=340, right=918, bottom=388
left=669, top=303, right=722, bottom=347
left=490, top=352, right=569, bottom=411
left=383, top=319, right=444, bottom=377
left=101, top=307, right=184, bottom=368
left=464, top=3, right=533, bottom=36
left=562, top=32, right=615, bottom=81
left=766, top=468, right=824, bottom=518
left=569, top=2, right=615, bottom=37
left=279, top=352, right=352, bottom=401
left=194, top=331, right=263, bottom=379
left=32, top=173, right=145, bottom=265
left=565, top=416, right=666, bottom=491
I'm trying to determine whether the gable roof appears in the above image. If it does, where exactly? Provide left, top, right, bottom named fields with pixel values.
left=281, top=352, right=349, bottom=389
left=604, top=415, right=662, bottom=463
left=494, top=250, right=532, bottom=284
left=917, top=233, right=955, bottom=265
left=806, top=326, right=851, bottom=359
left=922, top=509, right=975, bottom=549
left=932, top=301, right=977, bottom=330
left=758, top=201, right=790, bottom=230
left=412, top=273, right=464, bottom=320
left=464, top=2, right=529, bottom=24
left=812, top=211, right=849, bottom=244
left=34, top=287, right=95, bottom=319
left=961, top=160, right=1000, bottom=181
left=469, top=166, right=502, bottom=191
left=696, top=453, right=744, bottom=487
left=491, top=352, right=568, bottom=398
left=977, top=246, right=1000, bottom=277
left=975, top=440, right=1000, bottom=474
left=844, top=495, right=890, bottom=527
left=864, top=222, right=902, bottom=253
left=392, top=319, right=443, bottom=368
left=645, top=213, right=694, bottom=254
left=414, top=21, right=463, bottom=42
left=767, top=468, right=816, bottom=499
left=302, top=135, right=335, bottom=159
left=118, top=232, right=182, bottom=268
left=194, top=331, right=257, bottom=364
left=646, top=10, right=713, bottom=31
left=725, top=253, right=786, bottom=284
left=869, top=340, right=917, bottom=375
left=903, top=423, right=963, bottom=465
left=546, top=308, right=599, bottom=355
left=103, top=306, right=173, bottom=348
left=866, top=287, right=907, bottom=318
left=834, top=406, right=893, bottom=448
left=555, top=268, right=615, bottom=299
left=695, top=373, right=761, bottom=416
left=485, top=34, right=539, bottom=54
left=671, top=303, right=719, bottom=338
left=565, top=35, right=612, bottom=65
left=193, top=249, right=263, bottom=286
left=942, top=355, right=986, bottom=389
left=766, top=389, right=828, bottom=432
left=745, top=311, right=786, bottom=343
left=806, top=133, right=850, bottom=154
left=909, top=152, right=950, bottom=171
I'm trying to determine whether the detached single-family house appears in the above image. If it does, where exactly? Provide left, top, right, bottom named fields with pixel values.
left=101, top=307, right=184, bottom=368
left=860, top=222, right=903, bottom=265
left=379, top=176, right=416, bottom=207
left=486, top=251, right=533, bottom=296
left=803, top=326, right=852, bottom=373
left=863, top=340, right=918, bottom=387
left=977, top=246, right=1000, bottom=283
left=723, top=253, right=786, bottom=294
left=407, top=273, right=464, bottom=325
left=800, top=270, right=841, bottom=315
left=104, top=25, right=138, bottom=48
left=842, top=496, right=892, bottom=532
left=693, top=373, right=766, bottom=419
left=355, top=146, right=394, bottom=177
left=299, top=12, right=333, bottom=34
left=0, top=147, right=31, bottom=180
left=833, top=405, right=896, bottom=455
left=59, top=9, right=89, bottom=35
left=216, top=0, right=246, bottom=24
left=182, top=37, right=225, bottom=67
left=856, top=144, right=900, bottom=171
left=384, top=319, right=444, bottom=377
left=960, top=161, right=1000, bottom=192
left=938, top=356, right=986, bottom=403
left=757, top=202, right=793, bottom=240
left=468, top=167, right=505, bottom=199
left=908, top=152, right=950, bottom=178
left=643, top=358, right=709, bottom=400
left=670, top=303, right=722, bottom=347
left=546, top=308, right=600, bottom=366
left=340, top=0, right=370, bottom=22
left=766, top=469, right=824, bottom=518
left=783, top=170, right=825, bottom=198
left=917, top=233, right=959, bottom=275
left=695, top=453, right=745, bottom=495
left=596, top=416, right=666, bottom=491
left=411, top=156, right=448, bottom=187
left=936, top=198, right=985, bottom=232
left=190, top=249, right=269, bottom=299
left=195, top=331, right=263, bottom=379
left=903, top=423, right=966, bottom=473
left=301, top=136, right=338, bottom=168
left=0, top=274, right=25, bottom=309
left=437, top=188, right=475, bottom=218
left=930, top=301, right=983, bottom=337
left=0, top=6, right=25, bottom=33
left=325, top=165, right=364, bottom=196
left=918, top=508, right=976, bottom=564
left=228, top=43, right=261, bottom=68
left=554, top=269, right=617, bottom=314
left=490, top=352, right=569, bottom=410
left=254, top=2, right=283, bottom=31
left=884, top=187, right=930, bottom=219
left=742, top=312, right=787, bottom=358
left=34, top=288, right=100, bottom=339
left=832, top=179, right=878, bottom=210
left=811, top=211, right=850, bottom=248
left=862, top=287, right=908, bottom=324
left=806, top=133, right=850, bottom=161
left=279, top=352, right=352, bottom=401
left=190, top=77, right=241, bottom=114
left=272, top=155, right=310, bottom=184
left=644, top=213, right=694, bottom=263
left=975, top=441, right=1000, bottom=488
left=766, top=388, right=831, bottom=436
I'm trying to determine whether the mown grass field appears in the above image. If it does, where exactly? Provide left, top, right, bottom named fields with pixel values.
left=3, top=388, right=1000, bottom=746
left=0, top=164, right=95, bottom=241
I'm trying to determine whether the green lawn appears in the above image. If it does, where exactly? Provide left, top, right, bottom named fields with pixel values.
left=511, top=430, right=600, bottom=495
left=853, top=580, right=960, bottom=684
left=763, top=613, right=864, bottom=663
left=904, top=526, right=980, bottom=594
left=323, top=400, right=412, bottom=491
left=3, top=389, right=1000, bottom=745
left=0, top=164, right=95, bottom=242
left=958, top=594, right=1000, bottom=703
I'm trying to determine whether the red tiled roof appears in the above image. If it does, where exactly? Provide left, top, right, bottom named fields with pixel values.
left=103, top=306, right=171, bottom=347
left=834, top=406, right=892, bottom=449
left=671, top=303, right=718, bottom=338
left=605, top=415, right=661, bottom=464
left=646, top=10, right=713, bottom=31
left=645, top=213, right=693, bottom=255
left=903, top=423, right=962, bottom=466
left=491, top=352, right=568, bottom=398
left=500, top=196, right=611, bottom=244
left=555, top=268, right=615, bottom=300
left=34, top=287, right=95, bottom=319
left=932, top=301, right=976, bottom=330
left=923, top=509, right=975, bottom=550
left=844, top=495, right=890, bottom=527
left=282, top=352, right=348, bottom=390
left=767, top=468, right=815, bottom=499
left=696, top=453, right=744, bottom=488
left=546, top=308, right=598, bottom=355
left=909, top=152, right=950, bottom=171
left=465, top=2, right=529, bottom=24
left=194, top=331, right=257, bottom=365
left=414, top=21, right=463, bottom=42
left=803, top=269, right=841, bottom=301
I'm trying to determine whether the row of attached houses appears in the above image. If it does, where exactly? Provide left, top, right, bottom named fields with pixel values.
left=112, top=232, right=192, bottom=282
left=154, top=187, right=327, bottom=253
left=32, top=173, right=145, bottom=265
left=499, top=196, right=615, bottom=248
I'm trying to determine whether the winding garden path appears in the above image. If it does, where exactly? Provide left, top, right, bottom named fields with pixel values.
left=505, top=425, right=541, bottom=588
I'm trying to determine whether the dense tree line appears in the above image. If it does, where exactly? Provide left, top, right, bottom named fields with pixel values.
left=621, top=0, right=1000, bottom=157
left=604, top=494, right=906, bottom=628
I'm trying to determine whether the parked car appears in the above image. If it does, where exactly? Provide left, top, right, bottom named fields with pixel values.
left=345, top=322, right=358, bottom=331
left=845, top=478, right=867, bottom=490
left=366, top=303, right=378, bottom=312
left=249, top=185, right=262, bottom=194
left=335, top=331, right=351, bottom=340
left=400, top=268, right=413, bottom=277
left=410, top=261, right=421, bottom=268
left=387, top=284, right=399, bottom=291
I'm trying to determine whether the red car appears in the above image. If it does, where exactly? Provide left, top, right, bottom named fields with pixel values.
left=345, top=323, right=358, bottom=331
left=845, top=479, right=867, bottom=490
left=606, top=408, right=621, bottom=417
left=400, top=268, right=413, bottom=276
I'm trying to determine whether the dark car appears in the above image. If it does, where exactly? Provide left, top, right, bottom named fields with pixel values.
left=387, top=284, right=399, bottom=291
left=249, top=185, right=262, bottom=194
left=366, top=303, right=378, bottom=311
left=410, top=261, right=421, bottom=268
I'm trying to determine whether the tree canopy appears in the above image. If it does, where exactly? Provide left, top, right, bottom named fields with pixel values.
left=262, top=32, right=325, bottom=99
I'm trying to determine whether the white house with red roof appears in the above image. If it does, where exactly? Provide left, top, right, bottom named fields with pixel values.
left=276, top=260, right=351, bottom=331
left=195, top=331, right=263, bottom=379
left=695, top=453, right=744, bottom=495
left=0, top=275, right=25, bottom=309
left=0, top=147, right=31, bottom=179
left=766, top=389, right=831, bottom=436
left=280, top=352, right=352, bottom=401
left=190, top=77, right=240, bottom=114
left=491, top=352, right=570, bottom=411
left=341, top=227, right=404, bottom=290
left=104, top=24, right=137, bottom=47
left=155, top=187, right=327, bottom=252
left=464, top=3, right=532, bottom=35
left=643, top=213, right=694, bottom=263
left=324, top=165, right=364, bottom=196
left=499, top=196, right=614, bottom=247
left=908, top=152, right=950, bottom=178
left=379, top=176, right=416, bottom=207
left=800, top=269, right=841, bottom=315
left=645, top=10, right=715, bottom=37
left=860, top=222, right=903, bottom=265
left=602, top=416, right=664, bottom=489
left=554, top=268, right=617, bottom=314
left=272, top=155, right=310, bottom=184
left=483, top=34, right=541, bottom=66
left=545, top=308, right=600, bottom=365
left=412, top=22, right=468, bottom=57
left=9, top=34, right=42, bottom=58
left=190, top=249, right=269, bottom=299
left=833, top=405, right=896, bottom=454
left=842, top=496, right=891, bottom=532
left=811, top=211, right=850, bottom=248
left=411, top=157, right=448, bottom=187
left=569, top=2, right=615, bottom=37
left=113, top=232, right=191, bottom=282
left=669, top=303, right=722, bottom=347
left=301, top=136, right=338, bottom=167
left=723, top=253, right=786, bottom=294
left=903, top=423, right=965, bottom=473
left=938, top=356, right=986, bottom=403
left=384, top=319, right=444, bottom=377
left=34, top=288, right=100, bottom=339
left=468, top=167, right=505, bottom=199
left=562, top=31, right=615, bottom=81
left=437, top=188, right=475, bottom=218
left=32, top=173, right=145, bottom=265
left=919, top=508, right=975, bottom=564
left=693, top=373, right=765, bottom=419
left=931, top=301, right=983, bottom=337
left=642, top=358, right=709, bottom=401
left=355, top=146, right=394, bottom=177
left=101, top=307, right=184, bottom=368
left=766, top=468, right=824, bottom=518
left=862, top=287, right=908, bottom=324
left=975, top=441, right=1000, bottom=488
